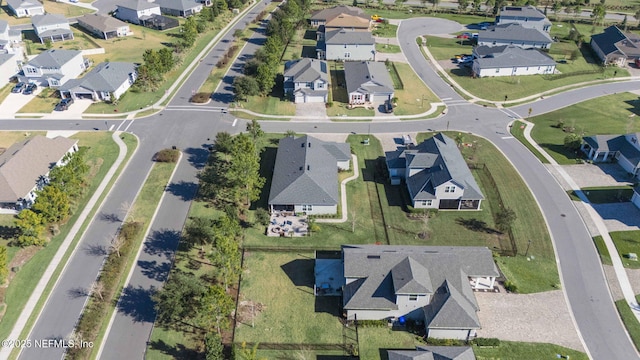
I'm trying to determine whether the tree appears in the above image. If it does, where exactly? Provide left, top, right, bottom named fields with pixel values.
left=32, top=184, right=70, bottom=224
left=184, top=217, right=215, bottom=253
left=204, top=333, right=224, bottom=360
left=14, top=209, right=45, bottom=247
left=90, top=281, right=105, bottom=302
left=233, top=76, right=260, bottom=101
left=552, top=1, right=562, bottom=20
left=214, top=131, right=234, bottom=154
left=429, top=0, right=439, bottom=10
left=49, top=150, right=88, bottom=196
left=495, top=207, right=516, bottom=232
left=199, top=285, right=234, bottom=334
left=153, top=271, right=208, bottom=329
left=228, top=134, right=265, bottom=206
left=255, top=63, right=277, bottom=95
left=109, top=235, right=124, bottom=257
left=44, top=38, right=52, bottom=49
left=246, top=119, right=264, bottom=144
left=208, top=232, right=241, bottom=290
left=285, top=130, right=296, bottom=137
left=591, top=3, right=606, bottom=25
left=0, top=246, right=8, bottom=285
left=564, top=133, right=582, bottom=151
left=454, top=133, right=465, bottom=148
left=458, top=0, right=469, bottom=12
left=472, top=0, right=482, bottom=12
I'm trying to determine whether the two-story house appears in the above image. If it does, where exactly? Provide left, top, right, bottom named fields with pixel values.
left=154, top=0, right=203, bottom=17
left=0, top=20, right=22, bottom=54
left=59, top=62, right=137, bottom=101
left=6, top=0, right=44, bottom=18
left=0, top=53, right=19, bottom=88
left=344, top=61, right=394, bottom=105
left=32, top=14, right=74, bottom=43
left=338, top=244, right=499, bottom=340
left=582, top=133, right=640, bottom=177
left=115, top=0, right=161, bottom=25
left=310, top=5, right=369, bottom=29
left=496, top=5, right=551, bottom=33
left=590, top=26, right=640, bottom=67
left=477, top=23, right=552, bottom=49
left=20, top=49, right=87, bottom=87
left=386, top=133, right=484, bottom=210
left=317, top=29, right=375, bottom=61
left=283, top=58, right=329, bottom=103
left=76, top=14, right=132, bottom=39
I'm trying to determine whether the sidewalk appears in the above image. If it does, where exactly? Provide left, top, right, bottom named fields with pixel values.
left=317, top=155, right=359, bottom=224
left=3, top=132, right=129, bottom=360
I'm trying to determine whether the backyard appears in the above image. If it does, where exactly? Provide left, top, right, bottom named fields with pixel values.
left=528, top=92, right=640, bottom=164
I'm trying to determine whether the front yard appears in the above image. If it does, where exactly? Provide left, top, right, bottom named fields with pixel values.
left=17, top=88, right=59, bottom=114
left=609, top=231, right=640, bottom=269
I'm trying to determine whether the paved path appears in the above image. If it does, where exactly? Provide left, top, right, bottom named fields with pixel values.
left=316, top=155, right=359, bottom=224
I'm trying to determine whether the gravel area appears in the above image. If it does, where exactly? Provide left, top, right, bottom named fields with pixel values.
left=475, top=289, right=585, bottom=352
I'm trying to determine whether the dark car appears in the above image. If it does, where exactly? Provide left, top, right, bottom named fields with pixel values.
left=383, top=100, right=393, bottom=113
left=23, top=83, right=37, bottom=95
left=11, top=82, right=26, bottom=93
left=54, top=98, right=74, bottom=111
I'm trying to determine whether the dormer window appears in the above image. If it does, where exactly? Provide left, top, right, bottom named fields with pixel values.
left=444, top=186, right=456, bottom=193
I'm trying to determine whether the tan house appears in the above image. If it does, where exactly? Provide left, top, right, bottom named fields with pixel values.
left=77, top=14, right=132, bottom=39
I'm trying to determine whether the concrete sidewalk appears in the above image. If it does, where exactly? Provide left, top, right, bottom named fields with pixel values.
left=317, top=155, right=359, bottom=224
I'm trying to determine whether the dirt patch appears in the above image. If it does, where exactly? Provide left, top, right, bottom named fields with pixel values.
left=87, top=157, right=104, bottom=179
left=0, top=245, right=41, bottom=321
left=236, top=300, right=265, bottom=325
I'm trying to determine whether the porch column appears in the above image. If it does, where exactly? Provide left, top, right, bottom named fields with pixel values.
left=476, top=199, right=481, bottom=210
left=489, top=276, right=495, bottom=289
left=458, top=200, right=461, bottom=210
left=588, top=148, right=594, bottom=159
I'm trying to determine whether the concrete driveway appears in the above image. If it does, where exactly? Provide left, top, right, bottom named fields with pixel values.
left=0, top=88, right=44, bottom=116
left=295, top=102, right=328, bottom=120
left=593, top=202, right=640, bottom=232
left=561, top=163, right=634, bottom=188
left=46, top=99, right=94, bottom=119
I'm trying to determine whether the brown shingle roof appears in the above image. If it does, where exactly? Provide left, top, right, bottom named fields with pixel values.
left=0, top=136, right=78, bottom=203
left=77, top=14, right=128, bottom=33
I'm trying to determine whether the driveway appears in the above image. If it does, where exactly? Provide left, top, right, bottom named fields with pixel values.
left=592, top=203, right=640, bottom=231
left=295, top=102, right=328, bottom=121
left=0, top=88, right=44, bottom=116
left=46, top=99, right=94, bottom=119
left=560, top=163, right=634, bottom=188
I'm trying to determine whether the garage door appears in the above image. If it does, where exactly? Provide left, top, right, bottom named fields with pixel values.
left=74, top=93, right=94, bottom=100
left=305, top=95, right=325, bottom=103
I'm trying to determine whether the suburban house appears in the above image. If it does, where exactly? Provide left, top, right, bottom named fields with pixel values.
left=58, top=62, right=137, bottom=101
left=154, top=0, right=203, bottom=17
left=317, top=29, right=375, bottom=61
left=283, top=58, right=329, bottom=103
left=590, top=26, right=640, bottom=67
left=386, top=133, right=484, bottom=210
left=20, top=49, right=88, bottom=87
left=388, top=346, right=476, bottom=360
left=0, top=53, right=19, bottom=88
left=581, top=133, right=640, bottom=177
left=268, top=135, right=351, bottom=215
left=0, top=20, right=22, bottom=54
left=5, top=0, right=44, bottom=18
left=496, top=5, right=551, bottom=33
left=76, top=14, right=132, bottom=39
left=477, top=23, right=552, bottom=49
left=344, top=60, right=394, bottom=106
left=32, top=14, right=74, bottom=44
left=310, top=5, right=370, bottom=30
left=0, top=135, right=78, bottom=210
left=338, top=244, right=499, bottom=340
left=115, top=0, right=162, bottom=25
left=472, top=45, right=556, bottom=77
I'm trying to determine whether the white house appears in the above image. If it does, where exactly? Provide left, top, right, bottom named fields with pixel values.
left=76, top=14, right=132, bottom=39
left=386, top=133, right=484, bottom=210
left=20, top=49, right=87, bottom=87
left=0, top=135, right=78, bottom=210
left=590, top=26, right=640, bottom=67
left=0, top=53, right=19, bottom=88
left=114, top=0, right=161, bottom=25
left=317, top=29, right=375, bottom=61
left=58, top=62, right=137, bottom=101
left=581, top=133, right=640, bottom=177
left=496, top=5, right=551, bottom=33
left=0, top=20, right=22, bottom=54
left=344, top=61, right=394, bottom=105
left=472, top=45, right=556, bottom=77
left=32, top=14, right=74, bottom=43
left=154, top=0, right=203, bottom=17
left=336, top=245, right=499, bottom=340
left=477, top=23, right=552, bottom=49
left=283, top=58, right=329, bottom=103
left=268, top=135, right=351, bottom=215
left=5, top=0, right=44, bottom=18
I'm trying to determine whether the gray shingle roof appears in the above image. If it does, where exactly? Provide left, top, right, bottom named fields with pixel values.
left=0, top=53, right=15, bottom=67
left=388, top=346, right=476, bottom=360
left=424, top=280, right=480, bottom=329
left=344, top=61, right=393, bottom=96
left=342, top=245, right=498, bottom=326
left=0, top=20, right=8, bottom=34
left=310, top=5, right=366, bottom=22
left=36, top=28, right=74, bottom=39
left=583, top=134, right=625, bottom=153
left=59, top=62, right=136, bottom=93
left=6, top=0, right=42, bottom=11
left=387, top=133, right=484, bottom=202
left=0, top=136, right=78, bottom=203
left=284, top=58, right=328, bottom=83
left=268, top=135, right=350, bottom=207
left=77, top=14, right=128, bottom=33
left=479, top=23, right=551, bottom=44
left=498, top=5, right=547, bottom=21
left=28, top=49, right=81, bottom=69
left=154, top=0, right=201, bottom=11
left=117, top=0, right=160, bottom=11
left=325, top=28, right=374, bottom=45
left=474, top=45, right=556, bottom=68
left=31, top=13, right=68, bottom=27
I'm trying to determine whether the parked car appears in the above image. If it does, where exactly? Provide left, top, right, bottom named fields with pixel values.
left=456, top=34, right=469, bottom=39
left=23, top=83, right=37, bottom=95
left=54, top=98, right=74, bottom=111
left=635, top=57, right=640, bottom=68
left=457, top=55, right=473, bottom=63
left=383, top=100, right=393, bottom=113
left=11, top=82, right=26, bottom=93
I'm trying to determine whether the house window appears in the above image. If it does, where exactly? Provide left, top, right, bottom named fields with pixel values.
left=445, top=186, right=456, bottom=193
left=344, top=52, right=351, bottom=58
left=409, top=295, right=418, bottom=301
left=420, top=200, right=432, bottom=206
left=25, top=67, right=38, bottom=74
left=317, top=83, right=324, bottom=89
left=302, top=205, right=313, bottom=211
left=306, top=82, right=313, bottom=87
left=495, top=68, right=499, bottom=73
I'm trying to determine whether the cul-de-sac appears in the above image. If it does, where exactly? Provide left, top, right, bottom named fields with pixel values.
left=0, top=0, right=640, bottom=359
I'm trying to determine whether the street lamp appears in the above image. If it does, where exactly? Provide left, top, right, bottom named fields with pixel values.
left=525, top=239, right=532, bottom=257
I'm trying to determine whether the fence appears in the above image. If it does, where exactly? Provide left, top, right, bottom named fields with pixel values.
left=388, top=62, right=404, bottom=90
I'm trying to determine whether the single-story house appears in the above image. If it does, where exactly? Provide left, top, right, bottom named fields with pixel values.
left=386, top=133, right=484, bottom=210
left=310, top=5, right=369, bottom=29
left=496, top=5, right=551, bottom=33
left=268, top=135, right=351, bottom=215
left=5, top=0, right=44, bottom=18
left=477, top=23, right=552, bottom=49
left=154, top=0, right=203, bottom=17
left=0, top=135, right=79, bottom=210
left=115, top=0, right=161, bottom=25
left=317, top=29, right=375, bottom=61
left=283, top=58, right=329, bottom=103
left=76, top=14, right=132, bottom=39
left=388, top=346, right=476, bottom=360
left=344, top=60, right=394, bottom=105
left=581, top=133, right=640, bottom=177
left=32, top=14, right=74, bottom=44
left=0, top=20, right=22, bottom=54
left=340, top=244, right=499, bottom=340
left=472, top=45, right=556, bottom=77
left=20, top=49, right=88, bottom=87
left=0, top=53, right=19, bottom=88
left=590, top=26, right=640, bottom=67
left=59, top=62, right=137, bottom=101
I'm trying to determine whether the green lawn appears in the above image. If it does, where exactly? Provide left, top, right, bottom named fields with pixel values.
left=474, top=341, right=588, bottom=360
left=281, top=27, right=317, bottom=61
left=234, top=95, right=296, bottom=116
left=357, top=327, right=424, bottom=360
left=610, top=231, right=640, bottom=269
left=509, top=121, right=550, bottom=164
left=0, top=84, right=13, bottom=106
left=392, top=62, right=439, bottom=116
left=375, top=42, right=401, bottom=53
left=326, top=104, right=374, bottom=117
left=615, top=299, right=640, bottom=352
left=17, top=88, right=60, bottom=113
left=424, top=35, right=473, bottom=61
left=593, top=235, right=613, bottom=266
left=529, top=92, right=640, bottom=164
left=580, top=186, right=634, bottom=203
left=372, top=22, right=397, bottom=38
left=234, top=251, right=344, bottom=344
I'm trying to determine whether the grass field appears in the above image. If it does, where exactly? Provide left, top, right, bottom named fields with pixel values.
left=372, top=22, right=398, bottom=37
left=392, top=63, right=439, bottom=116
left=609, top=231, right=640, bottom=269
left=615, top=299, right=640, bottom=352
left=509, top=121, right=550, bottom=164
left=474, top=341, right=588, bottom=360
left=357, top=327, right=424, bottom=360
left=235, top=95, right=296, bottom=116
left=375, top=42, right=401, bottom=53
left=17, top=88, right=59, bottom=113
left=529, top=92, right=640, bottom=164
left=593, top=235, right=613, bottom=265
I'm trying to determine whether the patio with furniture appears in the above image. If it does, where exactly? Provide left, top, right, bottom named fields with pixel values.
left=267, top=211, right=308, bottom=237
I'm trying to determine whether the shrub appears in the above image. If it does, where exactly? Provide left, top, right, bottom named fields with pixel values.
left=357, top=319, right=388, bottom=327
left=473, top=338, right=500, bottom=347
left=504, top=280, right=518, bottom=293
left=255, top=208, right=270, bottom=226
left=155, top=148, right=180, bottom=163
left=426, top=338, right=467, bottom=346
left=120, top=221, right=142, bottom=241
left=190, top=92, right=211, bottom=103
